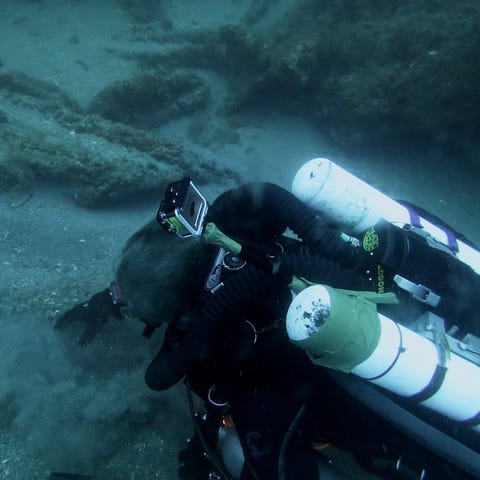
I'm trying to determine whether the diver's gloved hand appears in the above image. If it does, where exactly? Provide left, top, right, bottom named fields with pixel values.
left=145, top=343, right=189, bottom=391
left=145, top=316, right=215, bottom=391
left=54, top=288, right=122, bottom=346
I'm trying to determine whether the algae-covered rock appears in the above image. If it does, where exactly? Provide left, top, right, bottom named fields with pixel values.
left=0, top=71, right=240, bottom=206
left=243, top=0, right=279, bottom=26
left=117, top=0, right=173, bottom=30
left=88, top=72, right=210, bottom=127
left=108, top=0, right=479, bottom=159
left=187, top=117, right=240, bottom=148
left=0, top=70, right=82, bottom=113
left=114, top=25, right=271, bottom=92
left=0, top=122, right=177, bottom=206
left=239, top=1, right=480, bottom=154
left=311, top=3, right=480, bottom=150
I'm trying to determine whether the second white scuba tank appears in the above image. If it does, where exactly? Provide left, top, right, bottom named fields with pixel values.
left=286, top=284, right=480, bottom=433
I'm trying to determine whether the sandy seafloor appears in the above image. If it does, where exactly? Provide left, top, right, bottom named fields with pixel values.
left=0, top=1, right=479, bottom=479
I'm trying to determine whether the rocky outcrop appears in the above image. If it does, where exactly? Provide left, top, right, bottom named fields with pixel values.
left=88, top=71, right=210, bottom=128
left=112, top=0, right=480, bottom=161
left=0, top=71, right=240, bottom=206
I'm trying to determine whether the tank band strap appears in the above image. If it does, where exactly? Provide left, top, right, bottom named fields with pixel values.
left=364, top=322, right=405, bottom=381
left=406, top=206, right=459, bottom=253
left=407, top=207, right=422, bottom=228
left=459, top=409, right=480, bottom=428
left=447, top=231, right=459, bottom=252
left=406, top=364, right=448, bottom=403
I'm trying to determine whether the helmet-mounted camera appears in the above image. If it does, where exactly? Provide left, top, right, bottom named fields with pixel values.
left=157, top=177, right=208, bottom=238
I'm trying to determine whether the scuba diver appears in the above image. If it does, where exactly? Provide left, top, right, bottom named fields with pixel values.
left=55, top=161, right=480, bottom=480
left=56, top=179, right=369, bottom=479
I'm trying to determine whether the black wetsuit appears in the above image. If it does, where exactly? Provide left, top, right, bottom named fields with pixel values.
left=145, top=183, right=372, bottom=479
left=145, top=183, right=371, bottom=391
left=145, top=183, right=479, bottom=480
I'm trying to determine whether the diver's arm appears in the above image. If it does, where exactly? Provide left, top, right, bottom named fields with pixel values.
left=208, top=182, right=363, bottom=268
left=144, top=265, right=280, bottom=391
left=275, top=251, right=372, bottom=290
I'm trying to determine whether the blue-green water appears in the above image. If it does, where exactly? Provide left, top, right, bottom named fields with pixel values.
left=0, top=1, right=479, bottom=478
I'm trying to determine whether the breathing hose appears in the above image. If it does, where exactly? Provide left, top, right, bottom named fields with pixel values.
left=185, top=376, right=232, bottom=480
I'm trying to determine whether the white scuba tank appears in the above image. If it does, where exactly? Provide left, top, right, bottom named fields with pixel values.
left=286, top=284, right=480, bottom=433
left=287, top=158, right=480, bottom=435
left=291, top=157, right=480, bottom=274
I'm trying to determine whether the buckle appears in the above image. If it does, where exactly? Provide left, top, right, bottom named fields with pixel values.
left=393, top=275, right=441, bottom=307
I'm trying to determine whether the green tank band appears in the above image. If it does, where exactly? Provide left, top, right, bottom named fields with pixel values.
left=334, top=288, right=399, bottom=305
left=295, top=286, right=397, bottom=372
left=203, top=222, right=242, bottom=255
left=289, top=276, right=315, bottom=294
